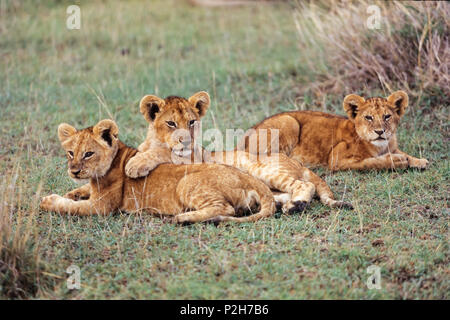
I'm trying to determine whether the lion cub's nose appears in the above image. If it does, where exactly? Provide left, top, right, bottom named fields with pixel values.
left=374, top=130, right=384, bottom=135
left=71, top=169, right=81, bottom=175
left=180, top=139, right=191, bottom=147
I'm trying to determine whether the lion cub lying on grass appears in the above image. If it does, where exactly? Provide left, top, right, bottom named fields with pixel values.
left=241, top=91, right=429, bottom=171
left=39, top=119, right=276, bottom=223
left=124, top=92, right=352, bottom=212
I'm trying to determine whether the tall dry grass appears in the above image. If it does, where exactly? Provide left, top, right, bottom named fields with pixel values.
left=0, top=167, right=50, bottom=298
left=294, top=1, right=449, bottom=103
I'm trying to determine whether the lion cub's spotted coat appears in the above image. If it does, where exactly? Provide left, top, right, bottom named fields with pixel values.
left=125, top=92, right=352, bottom=212
left=40, top=119, right=276, bottom=223
left=241, top=91, right=429, bottom=171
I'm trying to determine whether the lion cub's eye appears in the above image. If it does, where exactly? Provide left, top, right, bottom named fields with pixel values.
left=188, top=120, right=196, bottom=127
left=383, top=114, right=391, bottom=121
left=166, top=121, right=177, bottom=128
left=365, top=115, right=373, bottom=121
left=83, top=151, right=94, bottom=159
left=67, top=151, right=74, bottom=158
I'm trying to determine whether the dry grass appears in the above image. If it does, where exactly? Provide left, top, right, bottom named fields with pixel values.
left=294, top=1, right=449, bottom=103
left=0, top=167, right=51, bottom=298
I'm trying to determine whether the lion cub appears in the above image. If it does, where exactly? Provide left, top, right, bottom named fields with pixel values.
left=40, top=119, right=276, bottom=223
left=241, top=91, right=429, bottom=171
left=125, top=92, right=352, bottom=212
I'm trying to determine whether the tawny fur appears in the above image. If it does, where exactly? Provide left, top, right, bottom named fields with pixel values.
left=125, top=92, right=352, bottom=212
left=40, top=119, right=276, bottom=223
left=240, top=91, right=429, bottom=171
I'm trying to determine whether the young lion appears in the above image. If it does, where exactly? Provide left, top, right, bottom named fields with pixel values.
left=125, top=92, right=352, bottom=212
left=39, top=119, right=276, bottom=223
left=240, top=91, right=429, bottom=171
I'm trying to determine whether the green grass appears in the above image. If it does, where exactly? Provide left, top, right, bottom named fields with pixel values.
left=0, top=0, right=448, bottom=299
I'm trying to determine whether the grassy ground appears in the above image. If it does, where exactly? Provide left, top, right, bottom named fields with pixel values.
left=0, top=0, right=448, bottom=299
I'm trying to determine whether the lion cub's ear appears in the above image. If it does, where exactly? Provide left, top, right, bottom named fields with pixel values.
left=387, top=91, right=408, bottom=117
left=343, top=94, right=365, bottom=120
left=139, top=95, right=166, bottom=123
left=93, top=119, right=119, bottom=147
left=58, top=123, right=77, bottom=143
left=188, top=91, right=210, bottom=118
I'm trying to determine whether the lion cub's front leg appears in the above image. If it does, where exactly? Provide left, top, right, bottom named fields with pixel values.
left=329, top=143, right=410, bottom=170
left=397, top=150, right=429, bottom=169
left=367, top=153, right=410, bottom=170
left=125, top=150, right=166, bottom=178
left=64, top=183, right=91, bottom=201
left=40, top=194, right=95, bottom=215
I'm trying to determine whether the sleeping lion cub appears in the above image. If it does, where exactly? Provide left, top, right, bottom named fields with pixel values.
left=240, top=91, right=429, bottom=171
left=39, top=119, right=276, bottom=223
left=124, top=92, right=352, bottom=212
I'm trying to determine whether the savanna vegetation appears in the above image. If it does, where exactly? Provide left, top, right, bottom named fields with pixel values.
left=0, top=0, right=448, bottom=299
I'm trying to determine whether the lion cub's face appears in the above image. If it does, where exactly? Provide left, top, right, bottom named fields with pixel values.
left=343, top=91, right=409, bottom=147
left=57, top=119, right=119, bottom=181
left=139, top=91, right=210, bottom=157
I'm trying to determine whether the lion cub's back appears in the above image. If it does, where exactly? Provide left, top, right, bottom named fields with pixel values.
left=151, top=163, right=267, bottom=191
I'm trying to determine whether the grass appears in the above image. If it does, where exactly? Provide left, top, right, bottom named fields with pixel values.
left=0, top=0, right=448, bottom=299
left=293, top=1, right=449, bottom=100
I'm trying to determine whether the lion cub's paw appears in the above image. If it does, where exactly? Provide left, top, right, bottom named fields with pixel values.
left=172, top=214, right=193, bottom=225
left=125, top=156, right=157, bottom=178
left=40, top=194, right=62, bottom=211
left=283, top=200, right=308, bottom=215
left=408, top=157, right=429, bottom=170
left=332, top=200, right=354, bottom=210
left=387, top=153, right=409, bottom=169
left=64, top=191, right=89, bottom=201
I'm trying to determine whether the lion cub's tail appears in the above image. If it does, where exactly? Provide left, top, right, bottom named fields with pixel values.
left=305, top=168, right=354, bottom=210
